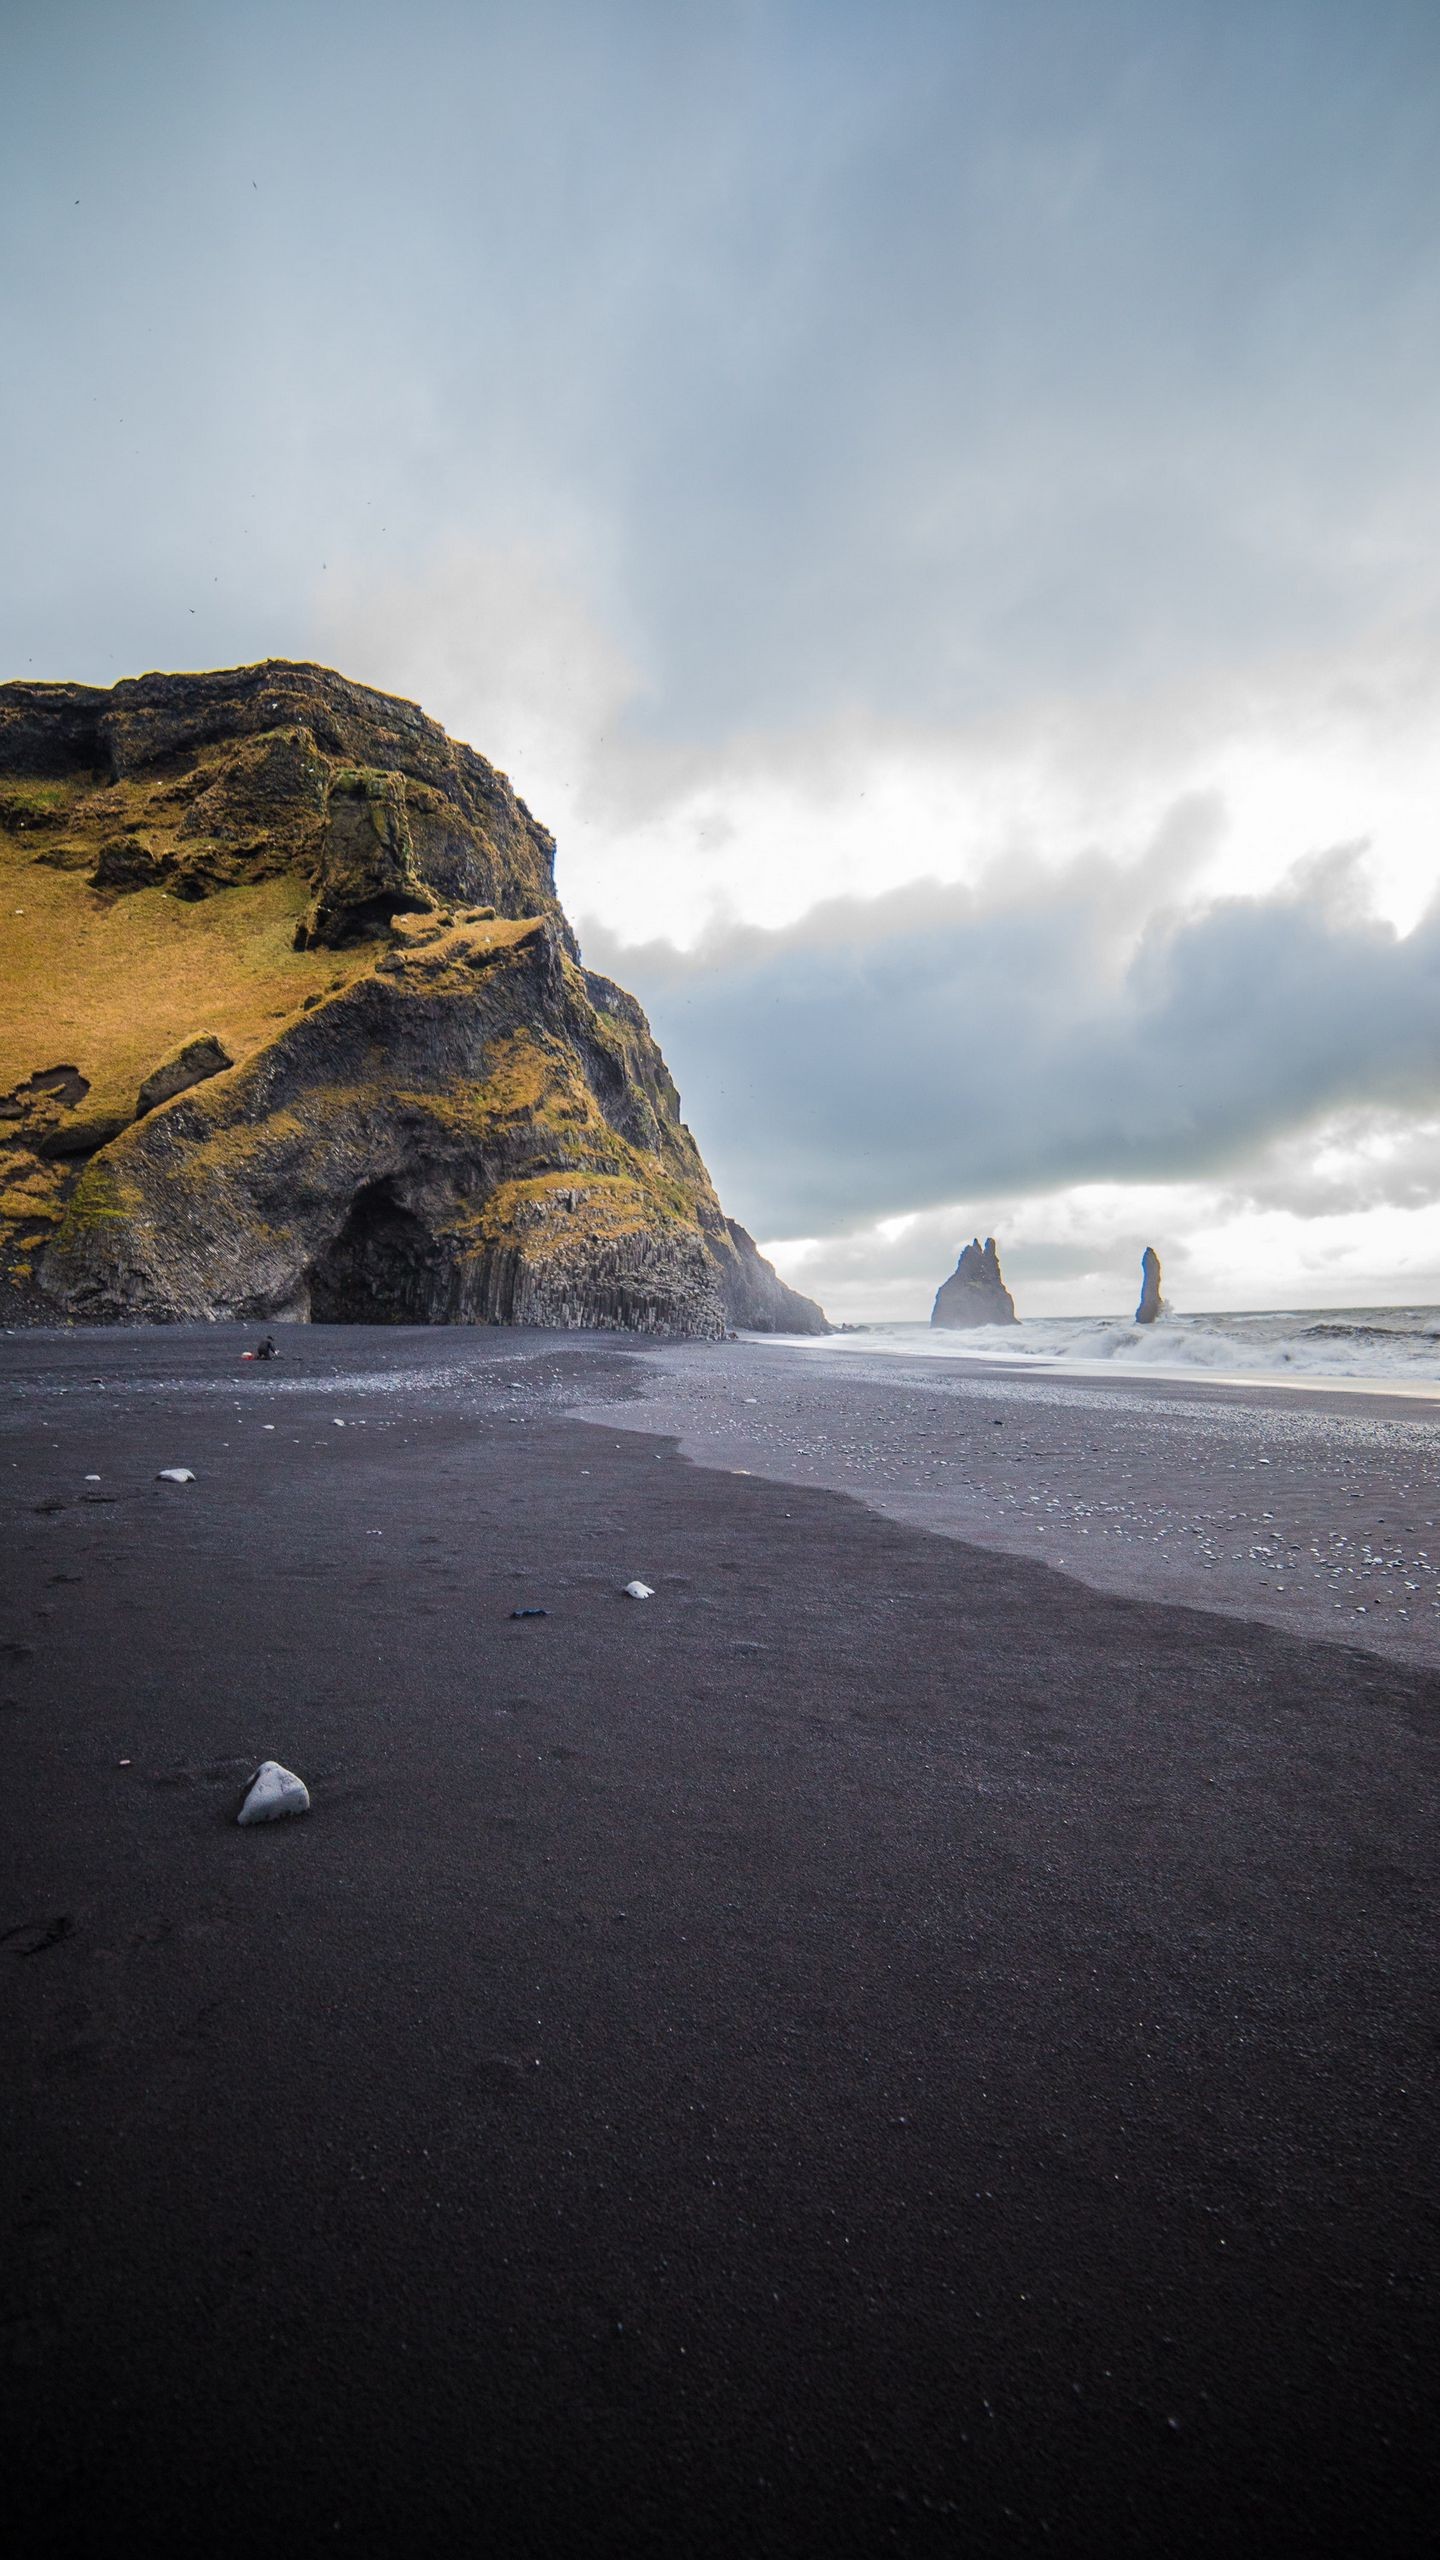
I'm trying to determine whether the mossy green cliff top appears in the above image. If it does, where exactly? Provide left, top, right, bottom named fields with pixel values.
left=0, top=661, right=827, bottom=1336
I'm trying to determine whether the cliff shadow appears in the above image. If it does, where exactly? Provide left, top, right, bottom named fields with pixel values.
left=308, top=1180, right=445, bottom=1323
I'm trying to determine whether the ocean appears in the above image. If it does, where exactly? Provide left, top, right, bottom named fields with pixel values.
left=765, top=1306, right=1440, bottom=1396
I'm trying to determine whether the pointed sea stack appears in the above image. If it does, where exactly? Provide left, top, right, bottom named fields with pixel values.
left=1135, top=1246, right=1163, bottom=1325
left=0, top=661, right=828, bottom=1336
left=931, top=1236, right=1018, bottom=1328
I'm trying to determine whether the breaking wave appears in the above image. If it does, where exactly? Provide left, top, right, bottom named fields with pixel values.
left=765, top=1306, right=1440, bottom=1394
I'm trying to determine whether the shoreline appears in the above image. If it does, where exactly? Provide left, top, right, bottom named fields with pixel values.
left=788, top=1343, right=1440, bottom=1403
left=761, top=1323, right=1440, bottom=1404
left=575, top=1334, right=1440, bottom=1674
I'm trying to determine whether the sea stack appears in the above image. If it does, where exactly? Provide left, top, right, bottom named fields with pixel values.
left=0, top=661, right=828, bottom=1336
left=931, top=1236, right=1018, bottom=1328
left=1135, top=1246, right=1163, bottom=1325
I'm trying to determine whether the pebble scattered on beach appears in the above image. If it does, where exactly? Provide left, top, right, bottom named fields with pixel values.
left=236, top=1760, right=310, bottom=1825
left=578, top=1343, right=1440, bottom=1671
left=6, top=1328, right=1436, bottom=1671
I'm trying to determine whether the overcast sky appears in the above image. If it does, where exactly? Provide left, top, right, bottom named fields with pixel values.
left=5, top=1, right=1440, bottom=1315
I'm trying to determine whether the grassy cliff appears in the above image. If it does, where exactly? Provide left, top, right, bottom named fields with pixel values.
left=0, top=662, right=827, bottom=1336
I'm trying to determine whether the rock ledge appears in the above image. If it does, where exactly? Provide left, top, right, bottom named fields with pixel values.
left=0, top=662, right=826, bottom=1337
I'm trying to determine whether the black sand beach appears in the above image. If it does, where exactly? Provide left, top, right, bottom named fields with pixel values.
left=579, top=1337, right=1440, bottom=1671
left=2, top=1327, right=1436, bottom=2557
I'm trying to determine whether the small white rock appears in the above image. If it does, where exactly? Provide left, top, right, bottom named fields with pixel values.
left=624, top=1580, right=655, bottom=1600
left=85, top=1473, right=101, bottom=1481
left=236, top=1760, right=310, bottom=1826
left=157, top=1467, right=196, bottom=1484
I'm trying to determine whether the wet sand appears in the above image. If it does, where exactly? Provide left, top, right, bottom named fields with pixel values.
left=2, top=1327, right=1436, bottom=2557
left=580, top=1336, right=1440, bottom=1671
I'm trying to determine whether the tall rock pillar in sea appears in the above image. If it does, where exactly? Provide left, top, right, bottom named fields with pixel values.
left=931, top=1237, right=1018, bottom=1328
left=1135, top=1247, right=1164, bottom=1325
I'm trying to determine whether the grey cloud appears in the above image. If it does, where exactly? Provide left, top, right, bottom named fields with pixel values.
left=1211, top=1115, right=1440, bottom=1223
left=581, top=850, right=1440, bottom=1235
left=4, top=0, right=1440, bottom=758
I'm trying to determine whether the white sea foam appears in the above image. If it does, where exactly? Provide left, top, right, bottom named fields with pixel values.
left=756, top=1307, right=1440, bottom=1396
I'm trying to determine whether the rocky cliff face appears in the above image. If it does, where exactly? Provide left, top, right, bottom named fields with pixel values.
left=931, top=1236, right=1018, bottom=1328
left=718, top=1218, right=830, bottom=1335
left=0, top=662, right=826, bottom=1337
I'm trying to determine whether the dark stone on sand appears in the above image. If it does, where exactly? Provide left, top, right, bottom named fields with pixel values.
left=931, top=1235, right=1018, bottom=1327
left=1136, top=1244, right=1164, bottom=1324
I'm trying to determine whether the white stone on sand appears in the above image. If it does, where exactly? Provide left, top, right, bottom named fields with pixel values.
left=236, top=1761, right=311, bottom=1825
left=624, top=1580, right=655, bottom=1599
left=157, top=1467, right=196, bottom=1483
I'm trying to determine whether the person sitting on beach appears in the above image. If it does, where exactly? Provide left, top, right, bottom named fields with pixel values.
left=254, top=1335, right=278, bottom=1361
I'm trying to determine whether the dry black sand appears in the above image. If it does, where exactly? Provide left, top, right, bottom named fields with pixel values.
left=2, top=1328, right=1436, bottom=2557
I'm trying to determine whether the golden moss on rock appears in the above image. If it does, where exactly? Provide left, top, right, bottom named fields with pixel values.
left=1, top=662, right=828, bottom=1335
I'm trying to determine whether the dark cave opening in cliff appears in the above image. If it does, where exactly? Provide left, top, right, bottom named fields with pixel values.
left=308, top=1183, right=444, bottom=1323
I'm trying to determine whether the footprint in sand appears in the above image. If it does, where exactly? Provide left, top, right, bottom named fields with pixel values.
left=2, top=1915, right=73, bottom=1957
left=147, top=1756, right=256, bottom=1800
